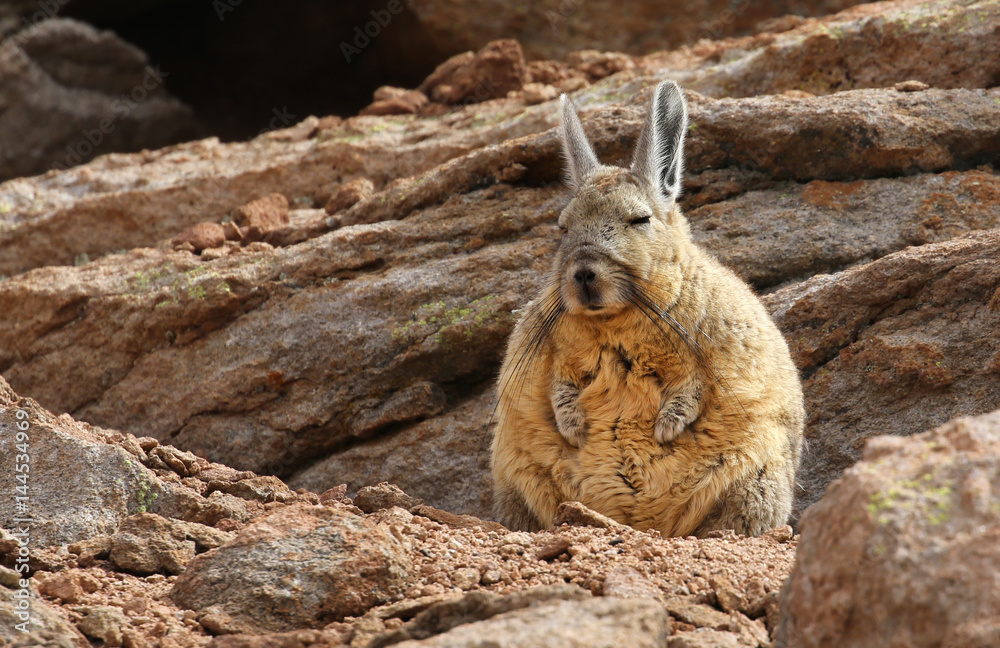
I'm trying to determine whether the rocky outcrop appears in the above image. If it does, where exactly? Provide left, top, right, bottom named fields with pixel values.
left=0, top=378, right=794, bottom=646
left=776, top=409, right=1000, bottom=648
left=405, top=0, right=864, bottom=61
left=767, top=230, right=1000, bottom=519
left=0, top=18, right=199, bottom=181
left=0, top=376, right=301, bottom=548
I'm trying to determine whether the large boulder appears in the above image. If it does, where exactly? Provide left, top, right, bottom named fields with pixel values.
left=170, top=503, right=414, bottom=634
left=0, top=18, right=199, bottom=181
left=776, top=410, right=1000, bottom=647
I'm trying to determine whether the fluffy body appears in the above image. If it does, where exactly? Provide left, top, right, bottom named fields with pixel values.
left=490, top=82, right=804, bottom=537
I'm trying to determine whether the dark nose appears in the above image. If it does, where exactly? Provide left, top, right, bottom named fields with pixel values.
left=574, top=268, right=596, bottom=286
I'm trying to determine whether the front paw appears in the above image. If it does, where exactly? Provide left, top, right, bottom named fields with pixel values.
left=555, top=408, right=588, bottom=447
left=654, top=410, right=687, bottom=444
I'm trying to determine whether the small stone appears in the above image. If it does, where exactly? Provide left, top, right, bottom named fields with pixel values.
left=761, top=525, right=794, bottom=543
left=604, top=566, right=662, bottom=600
left=77, top=605, right=128, bottom=647
left=37, top=570, right=100, bottom=603
left=522, top=82, right=559, bottom=105
left=452, top=567, right=481, bottom=590
left=233, top=193, right=290, bottom=242
left=709, top=573, right=744, bottom=613
left=553, top=501, right=627, bottom=530
left=534, top=536, right=572, bottom=561
left=319, top=484, right=349, bottom=505
left=171, top=222, right=225, bottom=252
left=895, top=79, right=930, bottom=92
left=361, top=88, right=429, bottom=116
left=325, top=177, right=375, bottom=214
left=355, top=482, right=423, bottom=513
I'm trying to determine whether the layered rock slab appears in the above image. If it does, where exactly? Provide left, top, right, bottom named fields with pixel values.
left=765, top=229, right=1000, bottom=520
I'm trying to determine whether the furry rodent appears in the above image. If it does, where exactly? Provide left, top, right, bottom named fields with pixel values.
left=490, top=81, right=804, bottom=537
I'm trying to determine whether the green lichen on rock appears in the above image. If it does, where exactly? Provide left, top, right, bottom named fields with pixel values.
left=866, top=471, right=954, bottom=526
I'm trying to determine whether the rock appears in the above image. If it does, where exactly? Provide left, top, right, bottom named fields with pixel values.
left=362, top=87, right=430, bottom=116
left=668, top=630, right=742, bottom=648
left=521, top=82, right=559, bottom=105
left=0, top=18, right=199, bottom=181
left=77, top=605, right=129, bottom=647
left=603, top=567, right=662, bottom=600
left=686, top=0, right=1000, bottom=98
left=0, top=582, right=89, bottom=646
left=0, top=389, right=168, bottom=547
left=109, top=513, right=232, bottom=575
left=290, top=391, right=496, bottom=519
left=324, top=177, right=375, bottom=214
left=534, top=536, right=572, bottom=561
left=405, top=0, right=858, bottom=61
left=172, top=222, right=227, bottom=253
left=170, top=503, right=414, bottom=634
left=355, top=482, right=425, bottom=513
left=387, top=594, right=669, bottom=648
left=0, top=377, right=275, bottom=546
left=37, top=569, right=101, bottom=604
left=419, top=39, right=527, bottom=104
left=233, top=193, right=290, bottom=242
left=553, top=501, right=628, bottom=531
left=765, top=230, right=1000, bottom=520
left=665, top=597, right=732, bottom=631
left=206, top=475, right=296, bottom=504
left=776, top=409, right=1000, bottom=648
left=367, top=584, right=653, bottom=647
left=2, top=0, right=1000, bottom=529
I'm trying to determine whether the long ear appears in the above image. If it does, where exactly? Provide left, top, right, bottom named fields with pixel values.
left=630, top=81, right=688, bottom=200
left=559, top=94, right=600, bottom=191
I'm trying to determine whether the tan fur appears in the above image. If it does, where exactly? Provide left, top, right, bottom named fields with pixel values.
left=490, top=82, right=804, bottom=537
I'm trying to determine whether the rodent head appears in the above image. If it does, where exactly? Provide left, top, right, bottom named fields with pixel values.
left=553, top=81, right=690, bottom=318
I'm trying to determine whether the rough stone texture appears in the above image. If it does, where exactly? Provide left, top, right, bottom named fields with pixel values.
left=390, top=595, right=670, bottom=648
left=418, top=39, right=528, bottom=104
left=776, top=410, right=1000, bottom=648
left=765, top=230, right=1000, bottom=520
left=683, top=0, right=1000, bottom=98
left=170, top=503, right=414, bottom=634
left=233, top=192, right=291, bottom=243
left=0, top=18, right=199, bottom=181
left=108, top=513, right=232, bottom=575
left=1, top=84, right=999, bottom=520
left=0, top=582, right=89, bottom=647
left=0, top=375, right=291, bottom=548
left=172, top=221, right=227, bottom=252
left=0, top=0, right=997, bottom=602
left=406, top=0, right=863, bottom=61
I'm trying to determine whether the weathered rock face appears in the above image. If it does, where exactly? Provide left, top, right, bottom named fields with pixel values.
left=776, top=410, right=1000, bottom=648
left=170, top=503, right=414, bottom=634
left=1, top=0, right=999, bottom=529
left=0, top=374, right=300, bottom=548
left=767, top=231, right=1000, bottom=519
left=0, top=18, right=199, bottom=181
left=405, top=0, right=864, bottom=61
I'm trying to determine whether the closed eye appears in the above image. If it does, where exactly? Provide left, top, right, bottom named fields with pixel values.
left=629, top=216, right=651, bottom=226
